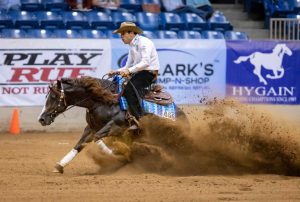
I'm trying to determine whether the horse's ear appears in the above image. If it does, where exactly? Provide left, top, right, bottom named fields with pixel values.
left=49, top=81, right=54, bottom=88
left=56, top=79, right=62, bottom=90
left=49, top=81, right=60, bottom=96
left=61, top=77, right=74, bottom=85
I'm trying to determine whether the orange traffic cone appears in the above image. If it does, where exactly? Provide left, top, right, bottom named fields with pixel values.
left=10, top=108, right=20, bottom=135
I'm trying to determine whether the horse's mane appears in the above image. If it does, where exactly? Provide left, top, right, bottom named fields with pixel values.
left=73, top=76, right=117, bottom=105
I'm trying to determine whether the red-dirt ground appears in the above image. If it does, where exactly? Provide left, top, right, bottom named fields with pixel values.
left=1, top=101, right=300, bottom=201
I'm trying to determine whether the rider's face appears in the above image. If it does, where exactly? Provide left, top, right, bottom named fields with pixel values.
left=120, top=31, right=135, bottom=44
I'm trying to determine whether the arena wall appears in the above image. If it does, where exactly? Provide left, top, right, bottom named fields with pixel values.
left=1, top=39, right=300, bottom=133
left=0, top=105, right=300, bottom=133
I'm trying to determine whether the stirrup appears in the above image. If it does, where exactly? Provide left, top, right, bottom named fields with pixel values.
left=128, top=124, right=139, bottom=131
left=126, top=113, right=140, bottom=126
left=126, top=114, right=140, bottom=131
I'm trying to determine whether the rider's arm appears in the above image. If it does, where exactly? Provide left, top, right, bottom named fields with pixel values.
left=116, top=49, right=133, bottom=72
left=127, top=40, right=152, bottom=73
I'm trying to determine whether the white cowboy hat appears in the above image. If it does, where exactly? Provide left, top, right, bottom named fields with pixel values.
left=113, top=22, right=143, bottom=34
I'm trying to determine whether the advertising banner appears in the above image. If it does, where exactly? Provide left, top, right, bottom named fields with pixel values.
left=111, top=39, right=227, bottom=104
left=0, top=39, right=111, bottom=106
left=226, top=41, right=300, bottom=104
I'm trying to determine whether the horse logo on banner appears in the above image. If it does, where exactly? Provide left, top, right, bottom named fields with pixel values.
left=234, top=43, right=292, bottom=85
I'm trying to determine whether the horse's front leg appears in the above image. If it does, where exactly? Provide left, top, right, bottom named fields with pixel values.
left=53, top=126, right=93, bottom=174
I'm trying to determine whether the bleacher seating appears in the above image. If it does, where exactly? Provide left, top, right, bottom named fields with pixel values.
left=1, top=28, right=27, bottom=38
left=35, top=11, right=64, bottom=29
left=8, top=10, right=39, bottom=29
left=178, top=30, right=202, bottom=39
left=202, top=30, right=224, bottom=39
left=0, top=12, right=14, bottom=29
left=157, top=30, right=178, bottom=39
left=106, top=30, right=121, bottom=38
left=0, top=1, right=249, bottom=40
left=112, top=11, right=136, bottom=28
left=136, top=12, right=159, bottom=31
left=289, top=0, right=300, bottom=12
left=26, top=28, right=54, bottom=38
left=208, top=11, right=233, bottom=32
left=85, top=11, right=114, bottom=30
left=52, top=29, right=81, bottom=38
left=62, top=11, right=89, bottom=29
left=80, top=29, right=106, bottom=38
left=41, top=0, right=69, bottom=11
left=119, top=0, right=142, bottom=13
left=21, top=0, right=44, bottom=12
left=181, top=13, right=209, bottom=32
left=142, top=30, right=158, bottom=39
left=160, top=12, right=185, bottom=31
left=224, top=31, right=248, bottom=40
left=257, top=0, right=300, bottom=28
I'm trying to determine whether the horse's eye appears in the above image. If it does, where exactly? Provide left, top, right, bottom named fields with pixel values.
left=51, top=94, right=57, bottom=99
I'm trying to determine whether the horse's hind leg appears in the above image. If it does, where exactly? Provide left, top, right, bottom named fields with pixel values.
left=253, top=65, right=267, bottom=85
left=53, top=126, right=93, bottom=174
left=93, top=120, right=117, bottom=154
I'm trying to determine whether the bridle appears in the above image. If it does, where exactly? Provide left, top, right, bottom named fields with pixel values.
left=46, top=76, right=122, bottom=120
left=48, top=81, right=90, bottom=120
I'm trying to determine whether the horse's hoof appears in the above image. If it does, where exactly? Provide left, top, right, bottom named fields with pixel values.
left=52, top=163, right=64, bottom=174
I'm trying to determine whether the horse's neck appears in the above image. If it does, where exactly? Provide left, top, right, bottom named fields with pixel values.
left=277, top=49, right=283, bottom=57
left=277, top=49, right=286, bottom=64
left=67, top=94, right=99, bottom=110
left=67, top=78, right=114, bottom=110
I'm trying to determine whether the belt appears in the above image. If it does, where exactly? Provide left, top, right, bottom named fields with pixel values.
left=149, top=70, right=158, bottom=76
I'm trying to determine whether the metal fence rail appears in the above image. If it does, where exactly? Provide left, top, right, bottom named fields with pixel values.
left=270, top=18, right=300, bottom=40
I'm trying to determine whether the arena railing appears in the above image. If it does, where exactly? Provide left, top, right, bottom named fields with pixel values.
left=270, top=18, right=300, bottom=40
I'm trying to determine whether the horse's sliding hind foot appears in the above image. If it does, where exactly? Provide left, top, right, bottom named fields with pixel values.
left=52, top=163, right=64, bottom=174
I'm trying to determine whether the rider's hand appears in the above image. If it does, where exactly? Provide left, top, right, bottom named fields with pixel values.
left=108, top=70, right=117, bottom=77
left=120, top=69, right=130, bottom=78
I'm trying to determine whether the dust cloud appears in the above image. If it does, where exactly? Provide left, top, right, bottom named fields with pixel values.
left=88, top=99, right=300, bottom=176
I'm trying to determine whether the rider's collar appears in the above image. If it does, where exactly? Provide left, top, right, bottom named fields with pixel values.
left=130, top=34, right=139, bottom=47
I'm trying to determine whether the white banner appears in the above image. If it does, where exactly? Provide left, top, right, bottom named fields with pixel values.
left=0, top=39, right=111, bottom=106
left=155, top=39, right=227, bottom=104
left=111, top=39, right=227, bottom=104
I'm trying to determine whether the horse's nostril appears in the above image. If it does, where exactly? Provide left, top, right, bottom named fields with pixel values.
left=39, top=118, right=45, bottom=123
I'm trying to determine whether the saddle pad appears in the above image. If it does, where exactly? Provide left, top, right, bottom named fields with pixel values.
left=116, top=76, right=176, bottom=120
left=119, top=97, right=176, bottom=121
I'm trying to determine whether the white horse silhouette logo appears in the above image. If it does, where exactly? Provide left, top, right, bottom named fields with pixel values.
left=234, top=43, right=292, bottom=85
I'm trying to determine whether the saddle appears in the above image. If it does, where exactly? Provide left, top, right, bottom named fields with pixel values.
left=143, top=84, right=174, bottom=105
left=110, top=76, right=174, bottom=106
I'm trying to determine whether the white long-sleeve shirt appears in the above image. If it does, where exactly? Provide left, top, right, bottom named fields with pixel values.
left=117, top=34, right=160, bottom=74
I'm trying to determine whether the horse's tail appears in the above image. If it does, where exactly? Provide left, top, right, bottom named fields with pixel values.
left=234, top=55, right=251, bottom=64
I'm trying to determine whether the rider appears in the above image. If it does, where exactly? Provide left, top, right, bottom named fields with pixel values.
left=109, top=21, right=160, bottom=130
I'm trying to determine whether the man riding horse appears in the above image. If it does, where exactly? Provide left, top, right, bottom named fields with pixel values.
left=38, top=22, right=187, bottom=174
left=109, top=21, right=160, bottom=131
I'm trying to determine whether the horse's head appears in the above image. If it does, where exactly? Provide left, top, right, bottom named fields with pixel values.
left=38, top=78, right=73, bottom=126
left=274, top=44, right=293, bottom=56
left=38, top=76, right=117, bottom=126
left=282, top=44, right=293, bottom=56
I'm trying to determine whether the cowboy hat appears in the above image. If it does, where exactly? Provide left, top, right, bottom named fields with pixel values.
left=113, top=22, right=143, bottom=34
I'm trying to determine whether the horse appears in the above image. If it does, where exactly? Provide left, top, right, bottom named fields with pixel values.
left=38, top=76, right=189, bottom=174
left=234, top=43, right=292, bottom=85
